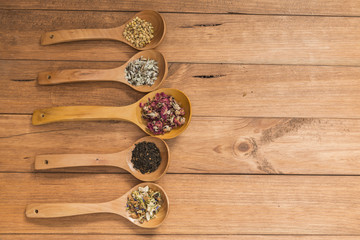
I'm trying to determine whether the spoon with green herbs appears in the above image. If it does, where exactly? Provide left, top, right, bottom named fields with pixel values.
left=37, top=50, right=167, bottom=92
left=34, top=136, right=170, bottom=181
left=26, top=182, right=169, bottom=228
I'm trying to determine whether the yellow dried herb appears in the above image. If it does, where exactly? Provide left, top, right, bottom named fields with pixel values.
left=123, top=16, right=154, bottom=48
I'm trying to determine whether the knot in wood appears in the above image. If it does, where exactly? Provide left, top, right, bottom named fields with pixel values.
left=238, top=142, right=250, bottom=152
left=233, top=137, right=257, bottom=157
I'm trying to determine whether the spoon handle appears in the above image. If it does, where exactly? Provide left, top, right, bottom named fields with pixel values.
left=38, top=68, right=124, bottom=85
left=41, top=27, right=123, bottom=45
left=35, top=153, right=127, bottom=170
left=32, top=106, right=135, bottom=125
left=26, top=202, right=113, bottom=218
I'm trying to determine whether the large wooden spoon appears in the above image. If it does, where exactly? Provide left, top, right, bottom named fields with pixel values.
left=32, top=88, right=192, bottom=139
left=41, top=10, right=166, bottom=50
left=37, top=50, right=167, bottom=92
left=35, top=136, right=169, bottom=181
left=26, top=182, right=169, bottom=228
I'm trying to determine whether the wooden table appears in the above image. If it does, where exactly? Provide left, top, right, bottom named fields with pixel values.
left=1, top=1, right=360, bottom=239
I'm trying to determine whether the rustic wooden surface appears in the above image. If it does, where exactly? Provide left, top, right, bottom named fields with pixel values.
left=1, top=0, right=360, bottom=239
left=4, top=10, right=360, bottom=66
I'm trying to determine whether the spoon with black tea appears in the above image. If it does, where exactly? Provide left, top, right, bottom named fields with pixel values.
left=41, top=10, right=166, bottom=50
left=26, top=182, right=169, bottom=228
left=35, top=136, right=170, bottom=181
left=37, top=50, right=167, bottom=92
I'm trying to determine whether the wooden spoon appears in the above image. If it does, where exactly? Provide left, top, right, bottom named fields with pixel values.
left=41, top=10, right=166, bottom=50
left=26, top=182, right=169, bottom=228
left=34, top=136, right=170, bottom=181
left=37, top=50, right=167, bottom=92
left=32, top=88, right=192, bottom=139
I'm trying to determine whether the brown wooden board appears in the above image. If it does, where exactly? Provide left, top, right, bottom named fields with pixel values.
left=2, top=11, right=360, bottom=65
left=1, top=235, right=359, bottom=240
left=1, top=60, right=359, bottom=118
left=2, top=1, right=360, bottom=238
left=1, top=115, right=360, bottom=175
left=1, top=173, right=360, bottom=234
left=2, top=0, right=360, bottom=17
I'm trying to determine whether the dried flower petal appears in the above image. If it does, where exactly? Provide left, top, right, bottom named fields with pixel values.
left=140, top=92, right=186, bottom=135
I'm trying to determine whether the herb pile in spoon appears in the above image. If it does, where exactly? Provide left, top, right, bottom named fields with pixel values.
left=140, top=92, right=186, bottom=135
left=126, top=186, right=163, bottom=223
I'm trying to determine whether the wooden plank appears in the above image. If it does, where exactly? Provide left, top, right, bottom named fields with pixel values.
left=1, top=60, right=360, bottom=118
left=2, top=11, right=360, bottom=65
left=2, top=0, right=360, bottom=17
left=1, top=115, right=360, bottom=175
left=1, top=235, right=359, bottom=240
left=1, top=173, right=360, bottom=234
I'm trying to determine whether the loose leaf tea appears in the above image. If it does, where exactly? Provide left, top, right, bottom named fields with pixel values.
left=123, top=16, right=154, bottom=48
left=125, top=57, right=159, bottom=86
left=131, top=141, right=161, bottom=174
left=140, top=92, right=186, bottom=135
left=126, top=186, right=163, bottom=223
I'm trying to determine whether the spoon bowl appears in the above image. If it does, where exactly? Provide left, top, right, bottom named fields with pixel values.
left=37, top=50, right=168, bottom=92
left=26, top=182, right=169, bottom=228
left=41, top=10, right=166, bottom=50
left=32, top=88, right=192, bottom=139
left=35, top=136, right=170, bottom=181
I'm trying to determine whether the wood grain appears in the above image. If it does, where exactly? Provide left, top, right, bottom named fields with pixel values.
left=1, top=115, right=360, bottom=175
left=2, top=0, right=360, bottom=16
left=2, top=11, right=360, bottom=65
left=1, top=60, right=360, bottom=118
left=1, top=235, right=359, bottom=240
left=1, top=1, right=360, bottom=238
left=1, top=173, right=360, bottom=234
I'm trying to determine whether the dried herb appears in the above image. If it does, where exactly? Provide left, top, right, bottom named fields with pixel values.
left=131, top=141, right=161, bottom=174
left=125, top=57, right=159, bottom=86
left=126, top=185, right=163, bottom=223
left=123, top=16, right=154, bottom=48
left=140, top=92, right=186, bottom=135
